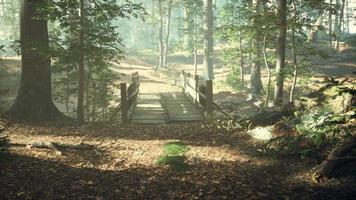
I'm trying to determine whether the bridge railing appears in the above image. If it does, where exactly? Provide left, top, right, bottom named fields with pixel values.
left=179, top=70, right=213, bottom=115
left=110, top=72, right=140, bottom=123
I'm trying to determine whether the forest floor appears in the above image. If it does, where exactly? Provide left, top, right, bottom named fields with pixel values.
left=1, top=121, right=356, bottom=199
left=0, top=49, right=355, bottom=199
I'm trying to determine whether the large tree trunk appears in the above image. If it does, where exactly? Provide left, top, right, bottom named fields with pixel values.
left=250, top=0, right=263, bottom=97
left=163, top=0, right=172, bottom=67
left=203, top=0, right=214, bottom=80
left=273, top=0, right=287, bottom=106
left=8, top=0, right=63, bottom=121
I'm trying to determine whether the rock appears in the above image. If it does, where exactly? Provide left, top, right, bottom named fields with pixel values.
left=248, top=126, right=273, bottom=140
left=329, top=92, right=353, bottom=114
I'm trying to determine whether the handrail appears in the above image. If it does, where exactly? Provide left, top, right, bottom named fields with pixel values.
left=110, top=72, right=140, bottom=123
left=179, top=70, right=213, bottom=115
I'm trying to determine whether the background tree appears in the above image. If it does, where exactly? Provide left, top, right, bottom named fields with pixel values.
left=273, top=0, right=287, bottom=106
left=203, top=0, right=214, bottom=80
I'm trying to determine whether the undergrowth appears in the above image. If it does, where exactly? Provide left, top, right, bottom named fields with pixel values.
left=156, top=142, right=189, bottom=171
left=266, top=110, right=354, bottom=157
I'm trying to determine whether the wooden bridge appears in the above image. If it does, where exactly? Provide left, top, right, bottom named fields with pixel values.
left=115, top=71, right=213, bottom=124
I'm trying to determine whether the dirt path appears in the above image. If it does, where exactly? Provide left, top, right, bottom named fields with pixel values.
left=1, top=123, right=355, bottom=199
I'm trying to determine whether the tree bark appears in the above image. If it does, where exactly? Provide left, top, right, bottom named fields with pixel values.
left=163, top=0, right=172, bottom=67
left=77, top=0, right=85, bottom=123
left=182, top=0, right=190, bottom=50
left=263, top=32, right=271, bottom=107
left=250, top=0, right=263, bottom=97
left=335, top=0, right=345, bottom=50
left=239, top=32, right=244, bottom=86
left=203, top=0, right=214, bottom=80
left=313, top=137, right=356, bottom=182
left=273, top=0, right=287, bottom=106
left=290, top=0, right=298, bottom=103
left=334, top=0, right=339, bottom=43
left=329, top=0, right=333, bottom=49
left=158, top=0, right=164, bottom=68
left=8, top=0, right=63, bottom=121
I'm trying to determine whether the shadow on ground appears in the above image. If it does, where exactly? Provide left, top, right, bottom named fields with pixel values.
left=1, top=152, right=355, bottom=200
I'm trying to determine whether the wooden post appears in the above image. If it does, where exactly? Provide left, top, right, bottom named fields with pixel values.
left=183, top=71, right=187, bottom=94
left=206, top=80, right=213, bottom=115
left=121, top=82, right=128, bottom=124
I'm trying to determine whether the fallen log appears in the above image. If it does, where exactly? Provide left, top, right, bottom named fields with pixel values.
left=312, top=136, right=356, bottom=182
left=26, top=141, right=94, bottom=156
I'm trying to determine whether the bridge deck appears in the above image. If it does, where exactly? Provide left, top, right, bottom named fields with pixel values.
left=131, top=92, right=204, bottom=124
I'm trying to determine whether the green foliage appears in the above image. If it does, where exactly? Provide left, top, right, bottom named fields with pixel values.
left=164, top=142, right=189, bottom=155
left=0, top=134, right=9, bottom=153
left=0, top=0, right=20, bottom=49
left=296, top=111, right=348, bottom=147
left=157, top=141, right=189, bottom=171
left=45, top=0, right=146, bottom=121
left=156, top=155, right=188, bottom=171
left=266, top=110, right=352, bottom=157
left=345, top=34, right=356, bottom=48
left=223, top=48, right=244, bottom=91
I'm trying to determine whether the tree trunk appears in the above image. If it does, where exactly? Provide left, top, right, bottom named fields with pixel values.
left=345, top=0, right=350, bottom=34
left=334, top=0, right=339, bottom=44
left=77, top=0, right=85, bottom=123
left=313, top=137, right=356, bottom=182
left=8, top=0, right=63, bottom=121
left=263, top=32, right=271, bottom=107
left=335, top=0, right=345, bottom=51
left=203, top=0, right=214, bottom=80
left=329, top=0, right=333, bottom=49
left=158, top=0, right=164, bottom=68
left=250, top=0, right=263, bottom=97
left=163, top=0, right=172, bottom=67
left=182, top=1, right=190, bottom=50
left=239, top=32, right=244, bottom=86
left=193, top=12, right=198, bottom=77
left=273, top=0, right=287, bottom=106
left=290, top=0, right=298, bottom=103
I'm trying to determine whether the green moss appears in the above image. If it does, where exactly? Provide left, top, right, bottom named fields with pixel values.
left=156, top=141, right=190, bottom=171
left=156, top=155, right=188, bottom=171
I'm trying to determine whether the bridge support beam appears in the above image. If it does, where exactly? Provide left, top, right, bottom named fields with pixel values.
left=120, top=82, right=128, bottom=124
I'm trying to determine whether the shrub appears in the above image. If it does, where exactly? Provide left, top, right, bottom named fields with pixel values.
left=156, top=141, right=189, bottom=171
left=345, top=34, right=356, bottom=48
left=266, top=110, right=353, bottom=157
